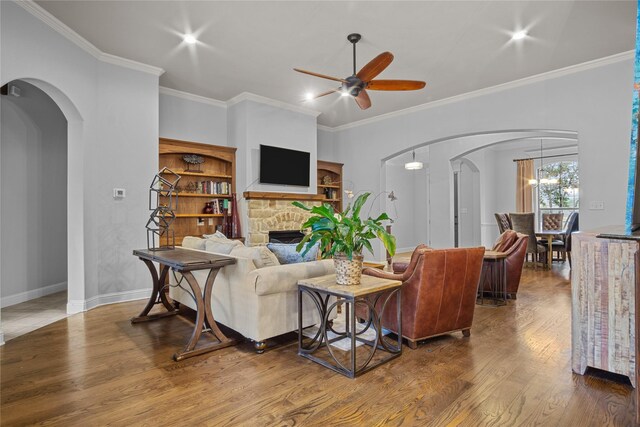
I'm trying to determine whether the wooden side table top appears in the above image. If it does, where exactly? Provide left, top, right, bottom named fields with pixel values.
left=362, top=261, right=386, bottom=270
left=133, top=248, right=235, bottom=271
left=483, top=250, right=508, bottom=260
left=298, top=274, right=401, bottom=298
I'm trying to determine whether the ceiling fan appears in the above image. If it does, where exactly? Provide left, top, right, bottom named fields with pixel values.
left=294, top=33, right=426, bottom=110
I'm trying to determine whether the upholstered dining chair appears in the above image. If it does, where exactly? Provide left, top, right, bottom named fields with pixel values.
left=541, top=213, right=564, bottom=231
left=540, top=213, right=564, bottom=260
left=480, top=230, right=528, bottom=299
left=552, top=211, right=579, bottom=266
left=362, top=245, right=485, bottom=349
left=510, top=212, right=547, bottom=268
left=494, top=213, right=513, bottom=234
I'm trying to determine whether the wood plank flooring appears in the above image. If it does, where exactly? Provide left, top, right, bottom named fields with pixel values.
left=1, top=264, right=637, bottom=426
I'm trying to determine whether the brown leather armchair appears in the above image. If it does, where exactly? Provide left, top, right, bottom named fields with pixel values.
left=480, top=230, right=528, bottom=299
left=362, top=246, right=485, bottom=349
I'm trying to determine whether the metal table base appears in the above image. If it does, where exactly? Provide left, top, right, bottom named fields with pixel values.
left=297, top=284, right=402, bottom=378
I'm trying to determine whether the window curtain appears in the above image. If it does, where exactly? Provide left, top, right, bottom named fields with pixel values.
left=516, top=159, right=534, bottom=212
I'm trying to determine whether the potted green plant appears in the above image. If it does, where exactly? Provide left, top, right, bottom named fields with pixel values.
left=292, top=192, right=396, bottom=285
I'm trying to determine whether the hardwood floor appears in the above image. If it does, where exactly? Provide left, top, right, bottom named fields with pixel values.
left=1, top=264, right=636, bottom=426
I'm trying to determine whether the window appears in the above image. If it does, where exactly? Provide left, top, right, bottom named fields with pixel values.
left=536, top=160, right=579, bottom=228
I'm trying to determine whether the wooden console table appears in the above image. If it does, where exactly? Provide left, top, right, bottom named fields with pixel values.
left=131, top=248, right=237, bottom=361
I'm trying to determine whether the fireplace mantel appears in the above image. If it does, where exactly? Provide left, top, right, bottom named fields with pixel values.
left=243, top=191, right=326, bottom=201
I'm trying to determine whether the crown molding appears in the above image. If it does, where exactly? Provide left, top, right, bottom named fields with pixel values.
left=100, top=53, right=164, bottom=76
left=317, top=125, right=334, bottom=132
left=159, top=87, right=227, bottom=108
left=227, top=92, right=321, bottom=117
left=328, top=50, right=635, bottom=132
left=15, top=0, right=164, bottom=76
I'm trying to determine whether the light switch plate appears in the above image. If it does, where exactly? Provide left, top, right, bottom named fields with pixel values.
left=589, top=201, right=605, bottom=210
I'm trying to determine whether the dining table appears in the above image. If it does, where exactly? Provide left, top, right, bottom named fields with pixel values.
left=534, top=229, right=565, bottom=269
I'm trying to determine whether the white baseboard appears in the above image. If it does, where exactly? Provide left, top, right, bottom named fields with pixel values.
left=67, top=288, right=151, bottom=314
left=1, top=282, right=68, bottom=308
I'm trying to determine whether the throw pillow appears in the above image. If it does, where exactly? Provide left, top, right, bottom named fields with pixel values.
left=230, top=246, right=280, bottom=269
left=266, top=242, right=319, bottom=265
left=181, top=236, right=207, bottom=251
left=205, top=238, right=243, bottom=255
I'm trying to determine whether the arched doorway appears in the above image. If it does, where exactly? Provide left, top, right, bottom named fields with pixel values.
left=381, top=130, right=579, bottom=249
left=0, top=78, right=85, bottom=328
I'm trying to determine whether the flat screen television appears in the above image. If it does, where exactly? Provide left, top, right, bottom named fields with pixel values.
left=259, top=144, right=310, bottom=187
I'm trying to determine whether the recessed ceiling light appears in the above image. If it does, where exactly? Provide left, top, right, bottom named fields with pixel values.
left=304, top=92, right=314, bottom=101
left=184, top=34, right=197, bottom=44
left=511, top=30, right=527, bottom=41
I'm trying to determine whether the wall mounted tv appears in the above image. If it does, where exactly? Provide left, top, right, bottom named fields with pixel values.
left=259, top=144, right=310, bottom=187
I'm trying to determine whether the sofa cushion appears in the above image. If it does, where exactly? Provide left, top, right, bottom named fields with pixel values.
left=230, top=246, right=280, bottom=269
left=182, top=236, right=207, bottom=251
left=203, top=231, right=229, bottom=240
left=267, top=242, right=319, bottom=264
left=205, top=238, right=244, bottom=254
left=251, top=259, right=335, bottom=296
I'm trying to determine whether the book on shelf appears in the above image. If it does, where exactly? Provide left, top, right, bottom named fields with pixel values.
left=197, top=180, right=230, bottom=195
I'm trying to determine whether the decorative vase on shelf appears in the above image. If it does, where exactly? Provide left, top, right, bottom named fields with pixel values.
left=203, top=202, right=214, bottom=214
left=334, top=253, right=364, bottom=285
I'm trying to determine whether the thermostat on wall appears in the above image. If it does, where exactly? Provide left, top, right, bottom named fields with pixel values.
left=113, top=188, right=126, bottom=199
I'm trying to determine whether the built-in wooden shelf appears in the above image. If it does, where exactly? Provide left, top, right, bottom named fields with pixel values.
left=175, top=214, right=224, bottom=218
left=317, top=160, right=343, bottom=212
left=243, top=191, right=326, bottom=201
left=161, top=171, right=232, bottom=179
left=159, top=138, right=236, bottom=238
left=160, top=193, right=231, bottom=199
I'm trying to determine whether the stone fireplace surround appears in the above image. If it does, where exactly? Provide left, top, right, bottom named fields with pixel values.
left=246, top=197, right=322, bottom=246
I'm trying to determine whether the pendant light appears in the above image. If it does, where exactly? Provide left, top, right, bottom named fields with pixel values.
left=528, top=140, right=558, bottom=186
left=404, top=150, right=423, bottom=170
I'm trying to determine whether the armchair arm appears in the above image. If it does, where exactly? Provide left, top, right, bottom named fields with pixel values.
left=392, top=262, right=409, bottom=274
left=362, top=267, right=403, bottom=281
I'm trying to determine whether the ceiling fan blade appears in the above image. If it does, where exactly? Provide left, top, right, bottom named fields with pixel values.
left=356, top=52, right=394, bottom=82
left=354, top=89, right=371, bottom=110
left=303, top=89, right=339, bottom=101
left=367, top=80, right=426, bottom=91
left=294, top=68, right=348, bottom=83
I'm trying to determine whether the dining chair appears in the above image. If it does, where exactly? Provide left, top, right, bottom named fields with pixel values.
left=494, top=213, right=513, bottom=234
left=541, top=213, right=564, bottom=260
left=552, top=212, right=579, bottom=266
left=509, top=212, right=547, bottom=268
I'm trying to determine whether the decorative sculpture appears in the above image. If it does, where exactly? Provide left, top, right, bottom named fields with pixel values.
left=183, top=154, right=205, bottom=173
left=146, top=167, right=181, bottom=250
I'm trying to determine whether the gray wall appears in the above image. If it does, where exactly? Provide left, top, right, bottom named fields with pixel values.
left=1, top=81, right=67, bottom=304
left=2, top=2, right=160, bottom=311
left=159, top=92, right=227, bottom=146
left=325, top=57, right=632, bottom=252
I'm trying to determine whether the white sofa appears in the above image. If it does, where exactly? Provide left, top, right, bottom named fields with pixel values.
left=169, top=237, right=335, bottom=352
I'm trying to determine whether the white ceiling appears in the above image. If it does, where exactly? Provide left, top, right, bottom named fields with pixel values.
left=35, top=1, right=636, bottom=128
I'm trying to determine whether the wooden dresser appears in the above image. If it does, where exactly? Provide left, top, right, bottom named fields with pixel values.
left=571, top=228, right=639, bottom=387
